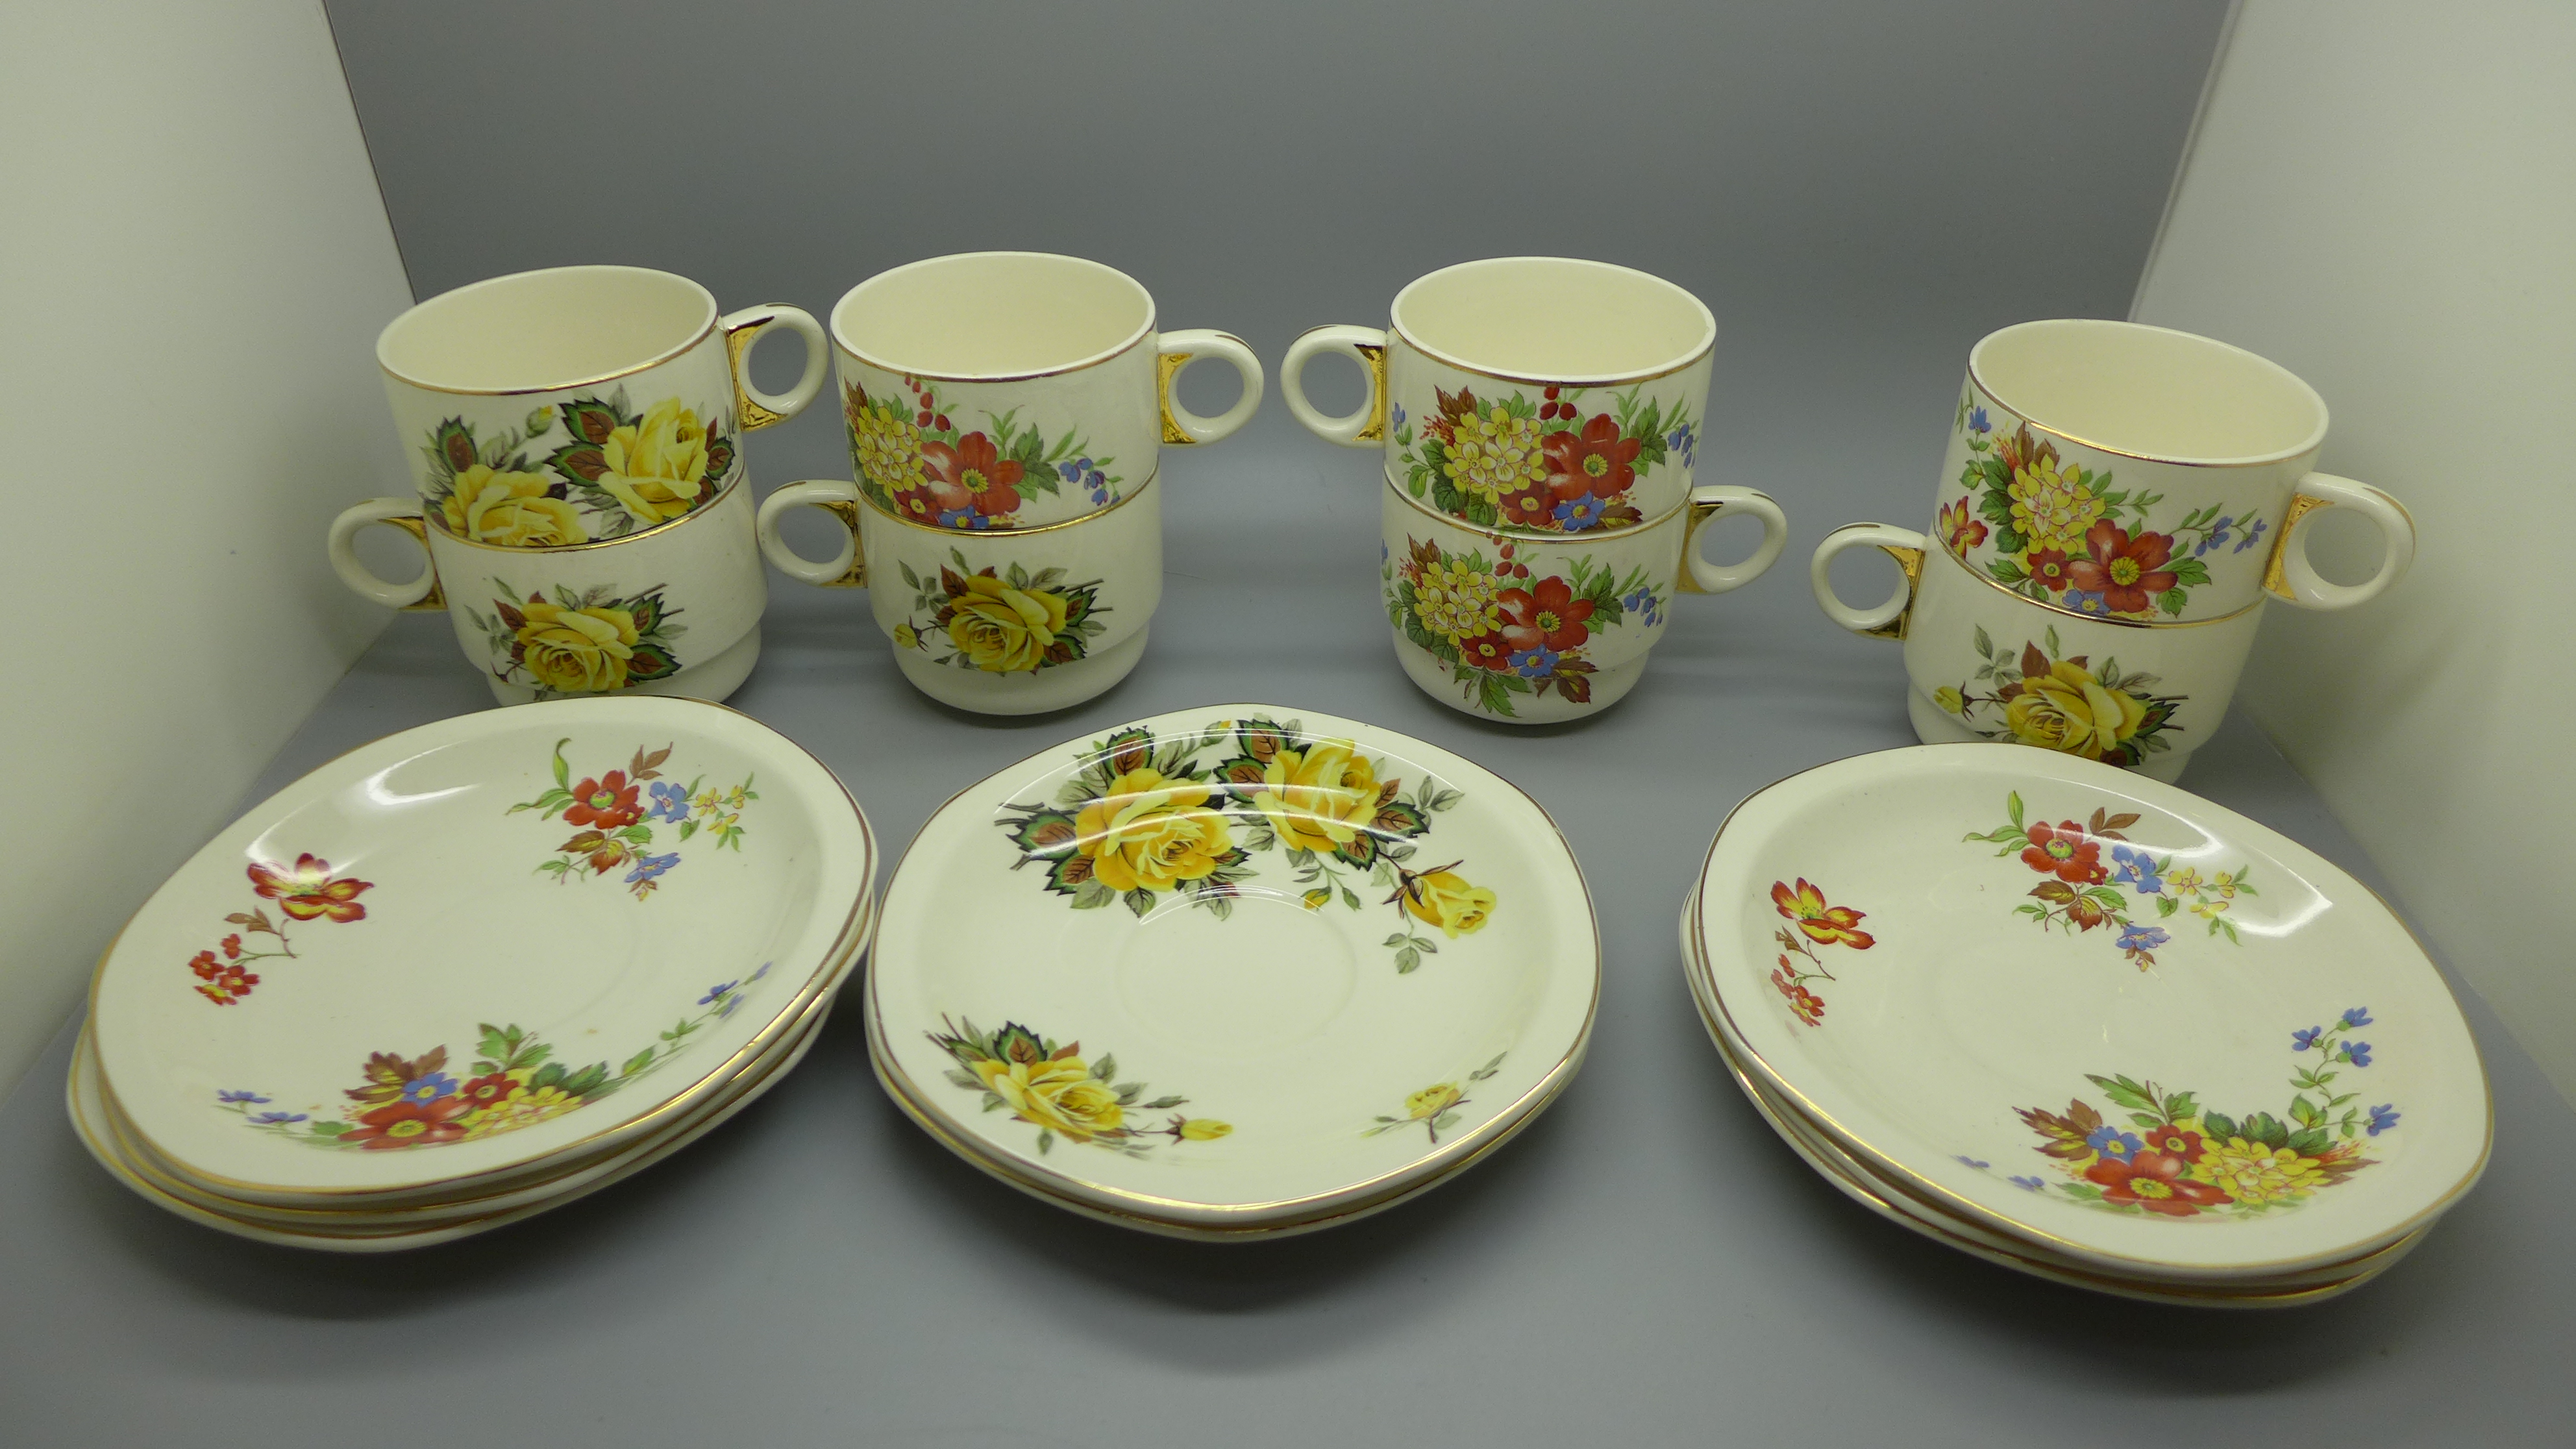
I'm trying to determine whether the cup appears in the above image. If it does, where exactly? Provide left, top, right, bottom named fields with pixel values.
left=329, top=475, right=767, bottom=706
left=757, top=473, right=1162, bottom=715
left=1283, top=257, right=1714, bottom=535
left=830, top=252, right=1261, bottom=531
left=1383, top=475, right=1785, bottom=723
left=376, top=265, right=828, bottom=547
left=1811, top=319, right=2418, bottom=782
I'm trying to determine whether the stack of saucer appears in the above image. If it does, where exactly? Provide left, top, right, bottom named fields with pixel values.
left=866, top=704, right=1598, bottom=1238
left=1682, top=745, right=2492, bottom=1305
left=70, top=697, right=875, bottom=1250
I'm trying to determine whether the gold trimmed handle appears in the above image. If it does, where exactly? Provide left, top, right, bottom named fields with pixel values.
left=1677, top=486, right=1789, bottom=595
left=1156, top=330, right=1265, bottom=445
left=2261, top=473, right=2415, bottom=610
left=719, top=304, right=828, bottom=431
left=1810, top=522, right=1924, bottom=639
left=1280, top=325, right=1389, bottom=448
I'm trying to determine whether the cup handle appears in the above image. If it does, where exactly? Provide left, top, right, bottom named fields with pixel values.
left=2262, top=471, right=2414, bottom=610
left=1811, top=523, right=1926, bottom=639
left=1155, top=330, right=1265, bottom=445
left=721, top=304, right=830, bottom=430
left=1280, top=325, right=1389, bottom=448
left=327, top=498, right=444, bottom=610
left=756, top=480, right=867, bottom=588
left=1678, top=486, right=1789, bottom=594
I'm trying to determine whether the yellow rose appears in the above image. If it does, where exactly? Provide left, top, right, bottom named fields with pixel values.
left=597, top=398, right=714, bottom=525
left=973, top=1056, right=1124, bottom=1143
left=1404, top=870, right=1497, bottom=937
left=892, top=622, right=920, bottom=651
left=441, top=465, right=587, bottom=546
left=2003, top=661, right=2148, bottom=760
left=1250, top=739, right=1380, bottom=854
left=1178, top=1118, right=1233, bottom=1142
left=945, top=575, right=1070, bottom=673
left=1406, top=1084, right=1463, bottom=1120
left=1073, top=767, right=1236, bottom=894
left=1933, top=685, right=1966, bottom=715
left=515, top=601, right=640, bottom=693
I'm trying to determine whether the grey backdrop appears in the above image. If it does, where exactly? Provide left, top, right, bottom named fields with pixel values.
left=29, top=3, right=2576, bottom=1446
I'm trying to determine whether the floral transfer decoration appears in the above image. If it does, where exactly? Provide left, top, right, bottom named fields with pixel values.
left=187, top=854, right=375, bottom=1005
left=212, top=966, right=773, bottom=1150
left=845, top=376, right=1115, bottom=530
left=1364, top=1052, right=1504, bottom=1145
left=466, top=579, right=685, bottom=697
left=928, top=1015, right=1229, bottom=1158
left=1766, top=878, right=1875, bottom=1028
left=996, top=716, right=1485, bottom=973
left=1385, top=535, right=1664, bottom=717
left=889, top=549, right=1108, bottom=674
left=419, top=388, right=737, bottom=546
left=1395, top=383, right=1692, bottom=532
left=509, top=739, right=755, bottom=899
left=2011, top=1009, right=2394, bottom=1219
left=1949, top=397, right=2259, bottom=619
left=1964, top=791, right=2257, bottom=969
left=1935, top=625, right=2185, bottom=768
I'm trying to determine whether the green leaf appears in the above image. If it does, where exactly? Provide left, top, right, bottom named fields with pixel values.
left=1142, top=1095, right=1184, bottom=1110
left=2158, top=588, right=2188, bottom=617
left=551, top=739, right=572, bottom=789
left=2290, top=1095, right=2322, bottom=1128
left=1394, top=946, right=1420, bottom=974
left=2088, top=1074, right=2157, bottom=1114
left=2162, top=1091, right=2197, bottom=1124
left=1341, top=886, right=1361, bottom=911
left=2287, top=1127, right=2333, bottom=1155
left=2157, top=895, right=2180, bottom=917
left=2006, top=791, right=2025, bottom=830
left=621, top=1046, right=659, bottom=1077
left=1092, top=1053, right=1117, bottom=1085
left=2199, top=1109, right=2239, bottom=1141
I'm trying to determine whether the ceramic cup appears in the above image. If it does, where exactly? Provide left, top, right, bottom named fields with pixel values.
left=377, top=265, right=828, bottom=547
left=329, top=475, right=766, bottom=706
left=831, top=252, right=1261, bottom=532
left=1383, top=473, right=1785, bottom=724
left=757, top=473, right=1162, bottom=715
left=1283, top=257, right=1714, bottom=536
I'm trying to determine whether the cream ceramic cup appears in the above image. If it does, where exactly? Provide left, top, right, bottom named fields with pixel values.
left=832, top=252, right=1261, bottom=531
left=1285, top=257, right=1714, bottom=536
left=377, top=265, right=828, bottom=547
left=1384, top=473, right=1785, bottom=724
left=758, top=473, right=1162, bottom=715
left=328, top=475, right=767, bottom=706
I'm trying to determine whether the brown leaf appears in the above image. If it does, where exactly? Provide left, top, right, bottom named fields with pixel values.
left=2099, top=812, right=2140, bottom=831
left=2029, top=881, right=2077, bottom=904
left=1377, top=780, right=1400, bottom=805
left=2020, top=643, right=2049, bottom=679
left=1028, top=820, right=1078, bottom=850
left=560, top=830, right=607, bottom=852
left=939, top=565, right=971, bottom=599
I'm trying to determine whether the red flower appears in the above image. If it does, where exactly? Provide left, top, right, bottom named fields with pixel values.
left=247, top=854, right=373, bottom=923
left=189, top=950, right=221, bottom=980
left=195, top=965, right=258, bottom=1005
left=2020, top=821, right=2107, bottom=885
left=1457, top=631, right=1514, bottom=673
left=2083, top=1150, right=2232, bottom=1217
left=339, top=1096, right=469, bottom=1150
left=220, top=934, right=243, bottom=960
left=1541, top=414, right=1641, bottom=501
left=1938, top=497, right=1988, bottom=552
left=1493, top=576, right=1594, bottom=653
left=918, top=432, right=1023, bottom=519
left=460, top=1072, right=519, bottom=1110
left=1496, top=482, right=1557, bottom=529
left=1770, top=879, right=1875, bottom=948
left=888, top=484, right=942, bottom=523
left=2025, top=549, right=2077, bottom=593
left=563, top=771, right=641, bottom=830
left=2066, top=520, right=2180, bottom=615
left=2138, top=1124, right=2205, bottom=1161
left=1772, top=967, right=1826, bottom=1026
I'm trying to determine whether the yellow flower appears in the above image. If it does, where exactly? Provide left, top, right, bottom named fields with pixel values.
left=1405, top=870, right=1497, bottom=937
left=2006, top=452, right=2103, bottom=554
left=2168, top=867, right=2202, bottom=894
left=2191, top=1137, right=2331, bottom=1205
left=461, top=1084, right=582, bottom=1138
left=441, top=465, right=587, bottom=546
left=597, top=398, right=714, bottom=525
left=2002, top=661, right=2148, bottom=760
left=1933, top=685, right=1966, bottom=715
left=972, top=1055, right=1124, bottom=1143
left=515, top=601, right=640, bottom=693
left=1406, top=1083, right=1462, bottom=1120
left=1443, top=404, right=1546, bottom=501
left=945, top=574, right=1071, bottom=673
left=2210, top=871, right=2240, bottom=898
left=1178, top=1118, right=1233, bottom=1142
left=892, top=622, right=920, bottom=650
left=1413, top=559, right=1502, bottom=643
left=847, top=386, right=926, bottom=493
left=1074, top=767, right=1236, bottom=894
left=1250, top=739, right=1381, bottom=854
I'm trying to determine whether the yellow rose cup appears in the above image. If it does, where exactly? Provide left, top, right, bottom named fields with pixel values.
left=329, top=266, right=830, bottom=703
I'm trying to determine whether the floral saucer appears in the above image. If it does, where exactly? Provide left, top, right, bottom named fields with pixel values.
left=1686, top=745, right=2490, bottom=1279
left=866, top=704, right=1598, bottom=1231
left=88, top=697, right=875, bottom=1204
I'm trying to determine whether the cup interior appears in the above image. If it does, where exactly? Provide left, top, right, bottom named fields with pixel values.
left=1970, top=320, right=2328, bottom=464
left=833, top=253, right=1154, bottom=378
left=1390, top=258, right=1714, bottom=382
left=378, top=266, right=717, bottom=393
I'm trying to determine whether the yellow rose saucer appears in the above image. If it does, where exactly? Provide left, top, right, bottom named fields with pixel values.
left=866, top=704, right=1598, bottom=1233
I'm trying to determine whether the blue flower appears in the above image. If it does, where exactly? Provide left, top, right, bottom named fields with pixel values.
left=2195, top=516, right=2235, bottom=557
left=937, top=508, right=992, bottom=530
left=2292, top=1025, right=2325, bottom=1052
left=2109, top=843, right=2164, bottom=895
left=647, top=780, right=691, bottom=823
left=2115, top=922, right=2169, bottom=954
left=1508, top=645, right=1561, bottom=678
left=1620, top=586, right=1663, bottom=628
left=2341, top=1040, right=2374, bottom=1068
left=2366, top=1104, right=2401, bottom=1136
left=2065, top=589, right=2112, bottom=617
left=699, top=980, right=737, bottom=1006
left=748, top=962, right=773, bottom=982
left=249, top=1111, right=307, bottom=1126
left=1967, top=406, right=1990, bottom=434
left=1666, top=421, right=1698, bottom=467
left=1084, top=468, right=1111, bottom=504
left=1055, top=460, right=1081, bottom=482
left=2340, top=1006, right=2373, bottom=1028
left=626, top=851, right=681, bottom=887
left=1953, top=1155, right=1990, bottom=1170
left=1553, top=495, right=1607, bottom=530
left=2010, top=1174, right=2047, bottom=1192
left=215, top=1089, right=271, bottom=1105
left=401, top=1072, right=458, bottom=1105
left=1390, top=402, right=1407, bottom=431
left=2234, top=515, right=2270, bottom=553
left=717, top=993, right=748, bottom=1019
left=2085, top=1125, right=2143, bottom=1161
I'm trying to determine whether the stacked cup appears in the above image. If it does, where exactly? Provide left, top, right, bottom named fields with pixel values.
left=329, top=266, right=828, bottom=704
left=758, top=252, right=1265, bottom=715
left=1284, top=257, right=1788, bottom=724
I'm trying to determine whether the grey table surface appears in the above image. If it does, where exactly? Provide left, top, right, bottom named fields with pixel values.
left=5, top=427, right=2570, bottom=1446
